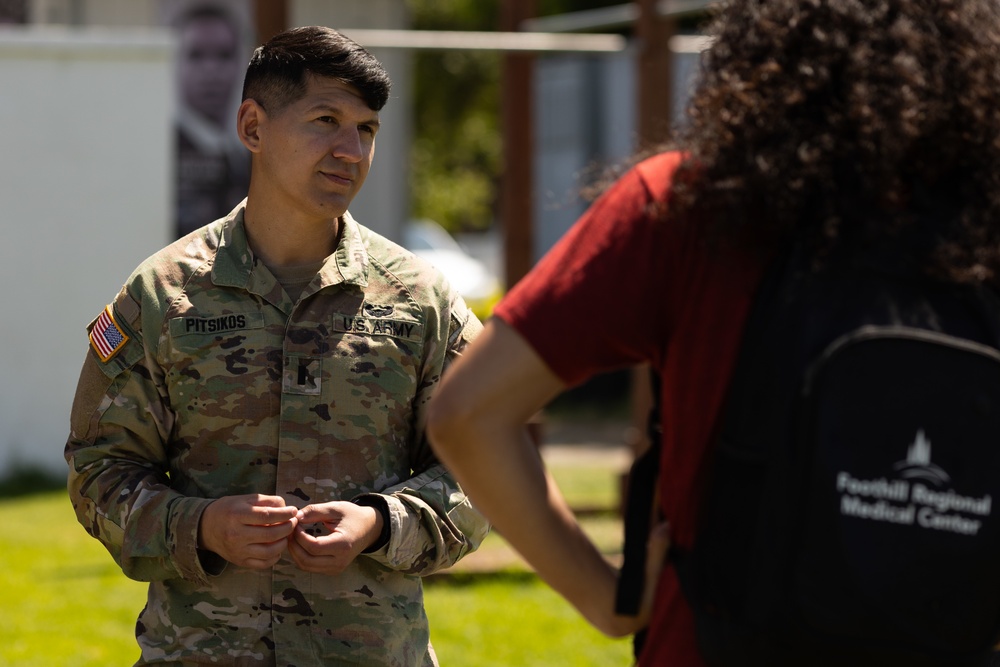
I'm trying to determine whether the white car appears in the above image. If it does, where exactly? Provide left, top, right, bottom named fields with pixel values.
left=403, top=219, right=503, bottom=320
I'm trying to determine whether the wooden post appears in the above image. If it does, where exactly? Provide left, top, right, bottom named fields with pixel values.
left=499, top=0, right=542, bottom=443
left=628, top=0, right=676, bottom=464
left=499, top=0, right=536, bottom=290
left=254, top=0, right=288, bottom=45
left=635, top=0, right=676, bottom=150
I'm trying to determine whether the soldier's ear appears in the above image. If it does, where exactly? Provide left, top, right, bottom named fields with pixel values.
left=237, top=99, right=265, bottom=153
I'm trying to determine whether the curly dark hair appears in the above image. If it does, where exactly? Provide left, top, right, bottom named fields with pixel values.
left=669, top=0, right=1000, bottom=283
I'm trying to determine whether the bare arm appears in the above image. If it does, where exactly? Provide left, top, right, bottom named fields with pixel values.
left=427, top=318, right=667, bottom=636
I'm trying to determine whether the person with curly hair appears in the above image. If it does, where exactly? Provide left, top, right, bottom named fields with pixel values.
left=428, top=1, right=1000, bottom=665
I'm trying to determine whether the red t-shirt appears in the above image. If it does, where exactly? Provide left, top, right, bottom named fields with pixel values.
left=494, top=151, right=766, bottom=666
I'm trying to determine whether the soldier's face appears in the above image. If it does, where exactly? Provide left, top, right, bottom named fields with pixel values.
left=251, top=74, right=379, bottom=224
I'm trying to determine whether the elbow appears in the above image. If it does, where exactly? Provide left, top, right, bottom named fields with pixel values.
left=426, top=385, right=475, bottom=463
left=427, top=368, right=500, bottom=469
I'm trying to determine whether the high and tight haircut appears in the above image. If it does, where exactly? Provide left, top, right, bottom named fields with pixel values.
left=241, top=25, right=391, bottom=114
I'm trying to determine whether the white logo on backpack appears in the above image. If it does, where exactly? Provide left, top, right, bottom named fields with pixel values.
left=836, top=429, right=992, bottom=536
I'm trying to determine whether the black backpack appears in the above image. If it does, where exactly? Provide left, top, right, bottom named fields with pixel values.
left=618, top=243, right=1000, bottom=666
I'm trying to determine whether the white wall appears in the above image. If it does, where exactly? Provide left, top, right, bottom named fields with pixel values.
left=0, top=26, right=173, bottom=474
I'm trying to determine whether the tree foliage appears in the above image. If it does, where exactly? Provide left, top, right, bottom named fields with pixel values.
left=407, top=0, right=502, bottom=232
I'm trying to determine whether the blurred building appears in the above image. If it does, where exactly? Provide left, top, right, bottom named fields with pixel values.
left=0, top=0, right=705, bottom=476
left=0, top=0, right=410, bottom=476
left=532, top=35, right=703, bottom=261
left=21, top=0, right=412, bottom=240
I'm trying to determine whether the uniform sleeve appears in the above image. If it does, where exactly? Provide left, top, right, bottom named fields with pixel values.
left=362, top=290, right=490, bottom=575
left=64, top=286, right=217, bottom=585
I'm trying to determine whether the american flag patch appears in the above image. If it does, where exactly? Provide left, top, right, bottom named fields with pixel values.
left=89, top=305, right=129, bottom=362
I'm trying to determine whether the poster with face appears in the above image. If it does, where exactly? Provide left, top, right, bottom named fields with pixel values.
left=159, top=0, right=254, bottom=237
left=0, top=0, right=26, bottom=24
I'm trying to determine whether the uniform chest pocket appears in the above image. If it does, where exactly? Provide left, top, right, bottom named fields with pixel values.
left=325, top=315, right=424, bottom=399
left=288, top=317, right=424, bottom=497
left=303, top=316, right=423, bottom=431
left=164, top=312, right=275, bottom=422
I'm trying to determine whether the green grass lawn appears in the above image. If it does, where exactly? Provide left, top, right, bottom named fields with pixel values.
left=0, top=453, right=632, bottom=666
left=426, top=573, right=633, bottom=666
left=0, top=492, right=148, bottom=666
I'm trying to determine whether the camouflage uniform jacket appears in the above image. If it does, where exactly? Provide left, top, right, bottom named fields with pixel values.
left=65, top=204, right=488, bottom=666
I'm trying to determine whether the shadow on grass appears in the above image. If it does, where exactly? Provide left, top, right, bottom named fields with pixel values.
left=425, top=569, right=539, bottom=587
left=0, top=466, right=64, bottom=498
left=545, top=368, right=631, bottom=421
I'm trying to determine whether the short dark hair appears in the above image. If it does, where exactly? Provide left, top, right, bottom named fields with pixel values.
left=241, top=26, right=391, bottom=114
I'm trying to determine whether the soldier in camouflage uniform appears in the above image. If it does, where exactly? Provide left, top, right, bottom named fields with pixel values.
left=65, top=26, right=488, bottom=666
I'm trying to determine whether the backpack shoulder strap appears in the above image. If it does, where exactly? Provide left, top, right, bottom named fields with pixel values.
left=615, top=366, right=663, bottom=616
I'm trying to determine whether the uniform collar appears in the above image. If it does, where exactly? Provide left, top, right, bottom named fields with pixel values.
left=211, top=203, right=370, bottom=293
left=328, top=211, right=370, bottom=288
left=211, top=203, right=254, bottom=289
